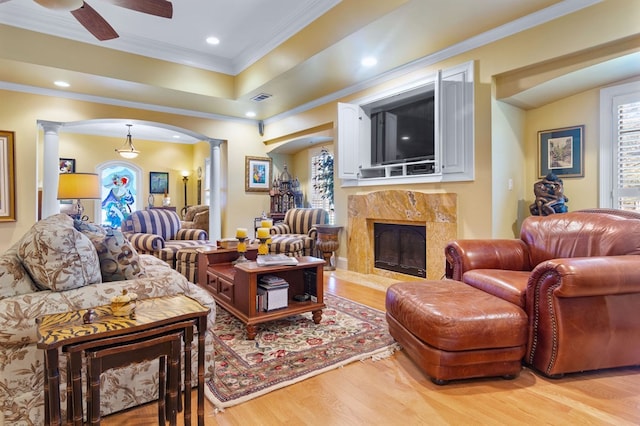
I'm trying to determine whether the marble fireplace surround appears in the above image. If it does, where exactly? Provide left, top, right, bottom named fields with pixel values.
left=347, top=190, right=457, bottom=281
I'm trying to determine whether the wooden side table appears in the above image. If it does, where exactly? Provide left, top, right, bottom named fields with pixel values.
left=36, top=295, right=210, bottom=426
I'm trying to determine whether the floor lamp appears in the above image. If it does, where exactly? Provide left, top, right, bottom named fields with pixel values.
left=181, top=171, right=189, bottom=218
left=181, top=171, right=189, bottom=206
left=57, top=173, right=101, bottom=221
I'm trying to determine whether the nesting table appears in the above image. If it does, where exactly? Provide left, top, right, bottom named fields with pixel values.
left=36, top=294, right=210, bottom=426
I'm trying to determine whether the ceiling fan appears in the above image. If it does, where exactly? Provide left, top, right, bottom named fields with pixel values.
left=0, top=0, right=173, bottom=41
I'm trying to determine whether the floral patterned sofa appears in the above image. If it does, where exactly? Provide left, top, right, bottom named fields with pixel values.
left=0, top=214, right=216, bottom=425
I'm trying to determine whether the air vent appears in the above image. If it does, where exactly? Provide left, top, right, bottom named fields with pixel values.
left=251, top=93, right=272, bottom=102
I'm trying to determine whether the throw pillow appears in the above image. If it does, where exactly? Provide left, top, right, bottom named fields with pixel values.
left=18, top=213, right=102, bottom=291
left=85, top=228, right=147, bottom=282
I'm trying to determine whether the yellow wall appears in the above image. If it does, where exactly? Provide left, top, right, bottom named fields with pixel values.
left=56, top=133, right=196, bottom=222
left=0, top=89, right=267, bottom=252
left=261, top=0, right=640, bottom=259
left=0, top=0, right=638, bottom=260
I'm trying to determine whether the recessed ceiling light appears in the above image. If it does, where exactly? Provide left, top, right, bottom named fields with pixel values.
left=361, top=56, right=377, bottom=67
left=172, top=135, right=181, bottom=139
left=206, top=36, right=220, bottom=45
left=246, top=111, right=256, bottom=118
left=54, top=81, right=70, bottom=88
left=401, top=136, right=410, bottom=140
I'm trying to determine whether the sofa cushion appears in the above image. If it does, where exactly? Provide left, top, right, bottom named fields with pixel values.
left=0, top=246, right=37, bottom=299
left=76, top=222, right=147, bottom=282
left=17, top=214, right=101, bottom=291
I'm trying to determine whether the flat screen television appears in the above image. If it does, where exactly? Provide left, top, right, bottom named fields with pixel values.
left=368, top=87, right=435, bottom=166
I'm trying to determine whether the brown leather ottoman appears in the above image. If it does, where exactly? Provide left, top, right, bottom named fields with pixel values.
left=385, top=280, right=528, bottom=384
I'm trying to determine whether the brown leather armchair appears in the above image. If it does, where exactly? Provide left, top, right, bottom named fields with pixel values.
left=445, top=209, right=640, bottom=377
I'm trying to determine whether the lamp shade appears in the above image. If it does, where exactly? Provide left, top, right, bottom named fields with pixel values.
left=57, top=173, right=101, bottom=200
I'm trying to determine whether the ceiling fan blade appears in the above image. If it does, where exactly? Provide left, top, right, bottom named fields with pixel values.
left=70, top=2, right=118, bottom=41
left=106, top=0, right=172, bottom=18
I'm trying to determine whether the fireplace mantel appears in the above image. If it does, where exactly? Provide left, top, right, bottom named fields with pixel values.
left=347, top=191, right=457, bottom=280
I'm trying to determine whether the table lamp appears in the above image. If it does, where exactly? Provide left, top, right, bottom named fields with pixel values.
left=57, top=172, right=101, bottom=220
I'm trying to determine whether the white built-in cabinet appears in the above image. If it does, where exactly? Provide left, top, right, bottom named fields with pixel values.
left=338, top=61, right=474, bottom=186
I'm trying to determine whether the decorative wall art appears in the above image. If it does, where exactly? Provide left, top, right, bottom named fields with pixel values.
left=149, top=171, right=169, bottom=194
left=245, top=156, right=272, bottom=192
left=537, top=125, right=584, bottom=178
left=59, top=158, right=76, bottom=173
left=0, top=130, right=16, bottom=222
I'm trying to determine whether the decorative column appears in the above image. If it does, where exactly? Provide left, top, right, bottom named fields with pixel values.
left=208, top=139, right=223, bottom=242
left=40, top=121, right=63, bottom=219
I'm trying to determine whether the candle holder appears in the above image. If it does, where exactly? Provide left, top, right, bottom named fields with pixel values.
left=256, top=227, right=271, bottom=256
left=258, top=237, right=269, bottom=256
left=233, top=236, right=249, bottom=264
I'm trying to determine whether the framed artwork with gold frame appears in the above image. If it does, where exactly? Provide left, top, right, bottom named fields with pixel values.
left=0, top=130, right=16, bottom=222
left=245, top=156, right=272, bottom=192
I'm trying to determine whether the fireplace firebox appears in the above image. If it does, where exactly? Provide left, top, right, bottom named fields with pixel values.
left=374, top=223, right=426, bottom=278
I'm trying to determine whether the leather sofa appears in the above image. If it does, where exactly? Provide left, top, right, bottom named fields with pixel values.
left=0, top=214, right=216, bottom=424
left=445, top=208, right=640, bottom=377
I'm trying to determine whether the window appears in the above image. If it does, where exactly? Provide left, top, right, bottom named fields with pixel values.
left=310, top=148, right=334, bottom=224
left=338, top=61, right=474, bottom=186
left=600, top=81, right=640, bottom=210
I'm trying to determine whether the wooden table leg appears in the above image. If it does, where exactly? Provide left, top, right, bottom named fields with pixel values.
left=44, top=348, right=61, bottom=426
left=197, top=316, right=207, bottom=426
left=88, top=357, right=102, bottom=424
left=312, top=309, right=323, bottom=324
left=68, top=351, right=84, bottom=425
left=246, top=324, right=257, bottom=340
left=158, top=355, right=167, bottom=424
left=184, top=326, right=193, bottom=425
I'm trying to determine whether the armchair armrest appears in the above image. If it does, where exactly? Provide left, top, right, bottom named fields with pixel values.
left=270, top=223, right=291, bottom=235
left=529, top=256, right=640, bottom=298
left=175, top=228, right=207, bottom=240
left=307, top=226, right=319, bottom=241
left=124, top=232, right=165, bottom=251
left=445, top=239, right=531, bottom=280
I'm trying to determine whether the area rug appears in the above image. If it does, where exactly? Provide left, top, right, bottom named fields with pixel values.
left=205, top=293, right=400, bottom=410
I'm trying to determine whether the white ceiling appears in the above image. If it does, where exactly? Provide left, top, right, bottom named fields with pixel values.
left=0, top=0, right=340, bottom=75
left=0, top=0, right=635, bottom=144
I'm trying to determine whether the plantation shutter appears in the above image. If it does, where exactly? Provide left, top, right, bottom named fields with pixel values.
left=614, top=98, right=640, bottom=211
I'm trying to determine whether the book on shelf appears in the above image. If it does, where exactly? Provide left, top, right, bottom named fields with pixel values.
left=256, top=254, right=299, bottom=267
left=304, top=269, right=318, bottom=303
left=259, top=275, right=289, bottom=289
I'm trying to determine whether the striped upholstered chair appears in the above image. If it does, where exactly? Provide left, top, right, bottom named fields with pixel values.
left=269, top=208, right=328, bottom=257
left=122, top=209, right=207, bottom=268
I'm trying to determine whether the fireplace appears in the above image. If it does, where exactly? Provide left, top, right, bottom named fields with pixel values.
left=374, top=223, right=426, bottom=277
left=347, top=190, right=457, bottom=280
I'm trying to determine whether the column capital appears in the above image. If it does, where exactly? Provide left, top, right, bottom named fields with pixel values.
left=206, top=139, right=224, bottom=149
left=38, top=121, right=63, bottom=134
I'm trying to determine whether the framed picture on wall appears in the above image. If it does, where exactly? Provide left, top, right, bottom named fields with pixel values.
left=245, top=156, right=272, bottom=192
left=0, top=130, right=16, bottom=222
left=537, top=125, right=584, bottom=178
left=149, top=171, right=169, bottom=194
left=59, top=158, right=75, bottom=173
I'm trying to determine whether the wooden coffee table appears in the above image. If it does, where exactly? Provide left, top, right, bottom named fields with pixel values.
left=36, top=294, right=210, bottom=426
left=199, top=252, right=325, bottom=339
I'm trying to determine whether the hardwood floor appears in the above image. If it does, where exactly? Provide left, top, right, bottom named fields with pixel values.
left=102, top=272, right=640, bottom=425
